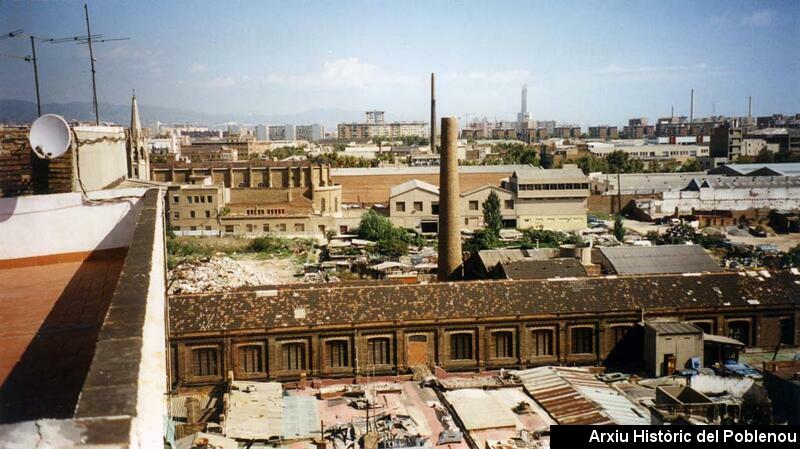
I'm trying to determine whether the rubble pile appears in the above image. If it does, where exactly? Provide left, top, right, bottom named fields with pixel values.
left=169, top=257, right=266, bottom=294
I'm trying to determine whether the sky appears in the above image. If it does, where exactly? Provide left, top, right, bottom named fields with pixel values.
left=1, top=0, right=799, bottom=127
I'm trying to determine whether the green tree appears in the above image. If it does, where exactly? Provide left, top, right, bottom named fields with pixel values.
left=356, top=210, right=415, bottom=256
left=613, top=215, right=627, bottom=242
left=605, top=150, right=630, bottom=173
left=482, top=191, right=503, bottom=236
left=679, top=159, right=703, bottom=172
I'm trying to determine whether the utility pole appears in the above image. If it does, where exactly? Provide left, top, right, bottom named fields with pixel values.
left=29, top=36, right=41, bottom=117
left=84, top=3, right=99, bottom=125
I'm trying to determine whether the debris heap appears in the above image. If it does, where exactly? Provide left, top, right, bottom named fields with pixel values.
left=169, top=257, right=265, bottom=294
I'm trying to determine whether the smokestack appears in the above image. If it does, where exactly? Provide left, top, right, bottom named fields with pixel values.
left=521, top=84, right=528, bottom=115
left=671, top=105, right=674, bottom=119
left=438, top=117, right=462, bottom=281
left=689, top=89, right=694, bottom=124
left=748, top=96, right=752, bottom=118
left=431, top=73, right=436, bottom=153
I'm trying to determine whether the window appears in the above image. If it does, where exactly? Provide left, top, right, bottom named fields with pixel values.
left=450, top=333, right=473, bottom=360
left=326, top=340, right=349, bottom=368
left=246, top=224, right=254, bottom=232
left=367, top=338, right=391, bottom=365
left=413, top=201, right=423, bottom=212
left=190, top=211, right=196, bottom=218
left=431, top=202, right=439, bottom=215
left=207, top=195, right=212, bottom=203
left=396, top=201, right=406, bottom=212
left=190, top=226, right=197, bottom=231
left=571, top=327, right=594, bottom=354
left=225, top=225, right=234, bottom=233
left=278, top=224, right=286, bottom=232
left=504, top=200, right=514, bottom=209
left=780, top=318, right=795, bottom=345
left=532, top=329, right=553, bottom=356
left=321, top=198, right=326, bottom=212
left=188, top=196, right=193, bottom=203
left=728, top=321, right=751, bottom=345
left=204, top=226, right=211, bottom=231
left=200, top=196, right=205, bottom=203
left=191, top=347, right=218, bottom=377
left=238, top=345, right=263, bottom=373
left=282, top=342, right=306, bottom=371
left=493, top=331, right=513, bottom=358
left=173, top=211, right=180, bottom=219
left=468, top=200, right=479, bottom=210
left=294, top=223, right=305, bottom=232
left=172, top=195, right=179, bottom=203
left=691, top=321, right=713, bottom=334
left=205, top=210, right=211, bottom=218
left=263, top=224, right=270, bottom=232
left=612, top=326, right=631, bottom=344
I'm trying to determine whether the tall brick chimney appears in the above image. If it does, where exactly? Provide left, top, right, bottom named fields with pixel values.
left=437, top=117, right=462, bottom=281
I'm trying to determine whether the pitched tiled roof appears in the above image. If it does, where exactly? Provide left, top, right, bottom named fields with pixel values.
left=169, top=271, right=800, bottom=335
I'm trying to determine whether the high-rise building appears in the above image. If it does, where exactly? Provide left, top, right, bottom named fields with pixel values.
left=255, top=124, right=268, bottom=141
left=338, top=111, right=427, bottom=140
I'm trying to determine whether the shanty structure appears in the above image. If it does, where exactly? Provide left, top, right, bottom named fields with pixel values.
left=596, top=244, right=722, bottom=276
left=512, top=366, right=649, bottom=425
left=643, top=321, right=703, bottom=376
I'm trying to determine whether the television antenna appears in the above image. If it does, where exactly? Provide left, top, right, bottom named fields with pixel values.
left=0, top=30, right=43, bottom=116
left=45, top=4, right=130, bottom=125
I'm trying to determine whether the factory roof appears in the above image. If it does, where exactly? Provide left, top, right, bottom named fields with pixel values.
left=389, top=179, right=440, bottom=197
left=512, top=366, right=649, bottom=425
left=512, top=165, right=587, bottom=181
left=682, top=176, right=800, bottom=190
left=708, top=163, right=800, bottom=177
left=332, top=165, right=532, bottom=177
left=597, top=245, right=722, bottom=275
left=498, top=258, right=587, bottom=280
left=223, top=381, right=284, bottom=440
left=169, top=270, right=800, bottom=334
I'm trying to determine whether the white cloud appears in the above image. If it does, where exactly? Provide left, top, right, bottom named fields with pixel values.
left=741, top=9, right=774, bottom=26
left=189, top=63, right=208, bottom=74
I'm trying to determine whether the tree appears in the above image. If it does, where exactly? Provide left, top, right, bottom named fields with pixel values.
left=784, top=245, right=800, bottom=267
left=605, top=150, right=630, bottom=174
left=679, top=159, right=703, bottom=172
left=356, top=210, right=414, bottom=256
left=482, top=191, right=503, bottom=236
left=613, top=215, right=626, bottom=242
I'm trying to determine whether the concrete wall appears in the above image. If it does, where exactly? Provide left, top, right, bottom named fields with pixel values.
left=0, top=188, right=146, bottom=260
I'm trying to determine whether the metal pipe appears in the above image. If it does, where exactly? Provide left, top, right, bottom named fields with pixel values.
left=30, top=36, right=41, bottom=117
left=84, top=3, right=99, bottom=125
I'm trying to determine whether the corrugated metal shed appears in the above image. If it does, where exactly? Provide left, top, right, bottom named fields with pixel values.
left=513, top=366, right=649, bottom=426
left=598, top=245, right=721, bottom=275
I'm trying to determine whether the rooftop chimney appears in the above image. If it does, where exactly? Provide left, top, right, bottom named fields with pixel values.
left=431, top=73, right=436, bottom=153
left=437, top=117, right=461, bottom=281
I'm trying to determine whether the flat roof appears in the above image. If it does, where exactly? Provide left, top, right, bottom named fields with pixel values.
left=0, top=254, right=125, bottom=422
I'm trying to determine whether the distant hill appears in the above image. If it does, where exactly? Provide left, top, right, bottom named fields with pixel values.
left=0, top=99, right=363, bottom=129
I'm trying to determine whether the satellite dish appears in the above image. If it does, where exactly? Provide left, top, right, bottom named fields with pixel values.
left=29, top=114, right=72, bottom=159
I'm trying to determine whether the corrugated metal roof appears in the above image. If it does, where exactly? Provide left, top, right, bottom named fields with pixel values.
left=598, top=245, right=722, bottom=275
left=499, top=258, right=587, bottom=280
left=646, top=321, right=702, bottom=335
left=444, top=389, right=519, bottom=430
left=476, top=248, right=557, bottom=271
left=513, top=366, right=649, bottom=426
left=282, top=396, right=319, bottom=440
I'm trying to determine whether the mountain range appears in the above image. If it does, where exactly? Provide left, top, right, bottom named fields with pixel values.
left=0, top=99, right=364, bottom=129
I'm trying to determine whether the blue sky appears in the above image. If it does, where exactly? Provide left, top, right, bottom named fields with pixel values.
left=1, top=0, right=798, bottom=126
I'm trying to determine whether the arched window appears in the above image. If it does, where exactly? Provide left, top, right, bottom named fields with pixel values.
left=191, top=347, right=219, bottom=377
left=367, top=337, right=391, bottom=365
left=282, top=342, right=306, bottom=371
left=492, top=331, right=513, bottom=358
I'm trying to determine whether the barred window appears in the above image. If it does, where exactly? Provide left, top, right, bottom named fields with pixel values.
left=612, top=326, right=631, bottom=344
left=728, top=321, right=751, bottom=345
left=238, top=345, right=263, bottom=373
left=493, top=331, right=513, bottom=358
left=571, top=327, right=594, bottom=354
left=192, top=347, right=218, bottom=377
left=282, top=342, right=306, bottom=371
left=780, top=318, right=795, bottom=345
left=326, top=340, right=349, bottom=368
left=367, top=338, right=391, bottom=365
left=532, top=329, right=554, bottom=356
left=450, top=333, right=473, bottom=360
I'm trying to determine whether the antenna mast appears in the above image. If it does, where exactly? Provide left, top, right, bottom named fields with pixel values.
left=84, top=3, right=99, bottom=125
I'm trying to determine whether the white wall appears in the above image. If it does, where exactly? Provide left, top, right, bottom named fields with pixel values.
left=73, top=126, right=129, bottom=191
left=0, top=188, right=147, bottom=260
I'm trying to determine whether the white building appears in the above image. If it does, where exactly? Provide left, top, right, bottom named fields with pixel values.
left=642, top=177, right=800, bottom=217
left=255, top=124, right=268, bottom=141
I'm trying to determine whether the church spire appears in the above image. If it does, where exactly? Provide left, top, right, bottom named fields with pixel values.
left=130, top=90, right=141, bottom=142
